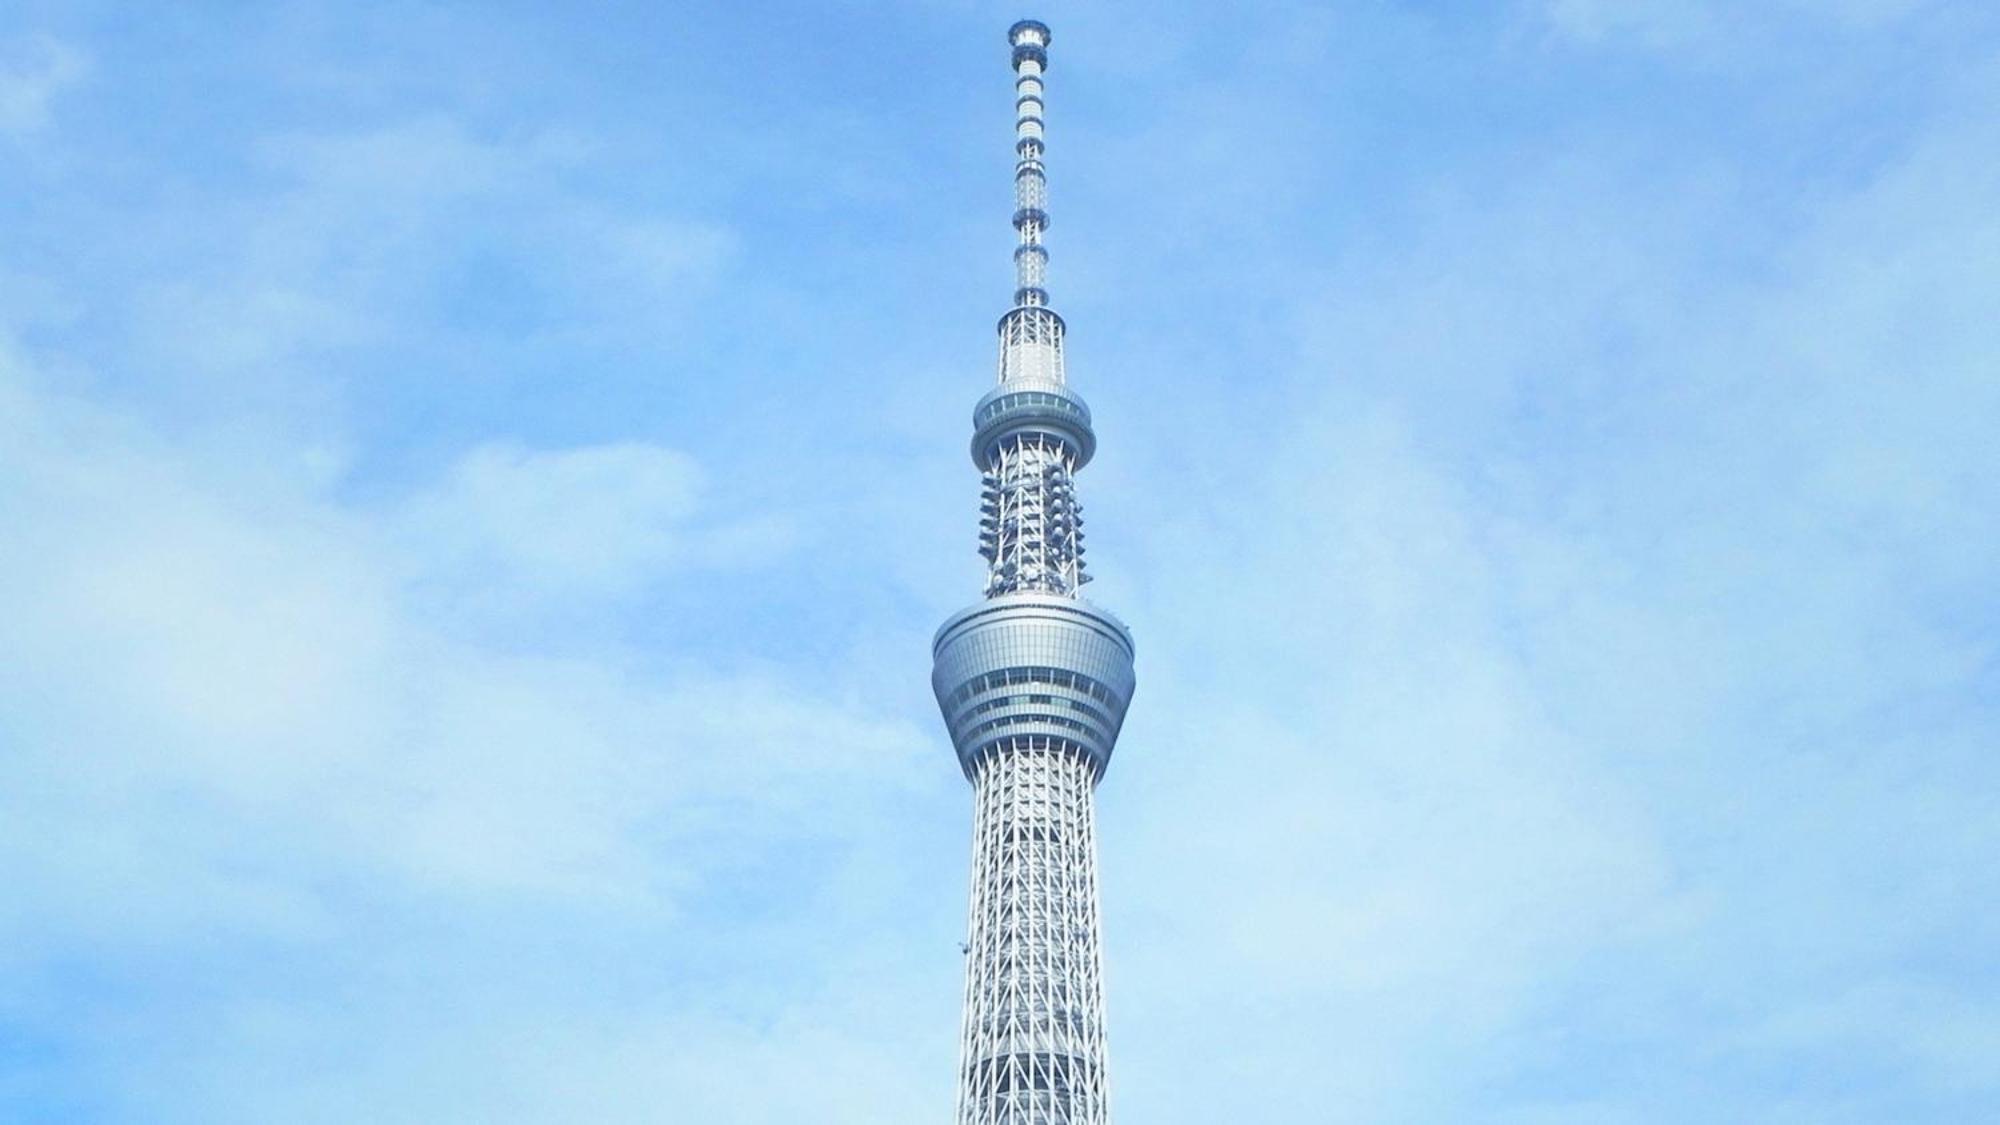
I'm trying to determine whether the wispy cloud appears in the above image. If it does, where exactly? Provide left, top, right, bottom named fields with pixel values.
left=1099, top=32, right=2000, bottom=1120
left=0, top=35, right=84, bottom=137
left=0, top=2, right=1995, bottom=1121
left=1537, top=0, right=1935, bottom=49
left=0, top=335, right=939, bottom=1117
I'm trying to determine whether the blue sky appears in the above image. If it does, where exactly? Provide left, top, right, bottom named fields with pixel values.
left=2, top=1, right=1996, bottom=1121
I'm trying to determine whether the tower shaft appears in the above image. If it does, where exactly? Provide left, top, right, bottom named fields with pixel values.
left=935, top=21, right=1135, bottom=1125
left=957, top=742, right=1109, bottom=1125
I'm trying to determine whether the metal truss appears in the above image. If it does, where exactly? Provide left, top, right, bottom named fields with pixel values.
left=981, top=434, right=1087, bottom=598
left=956, top=739, right=1110, bottom=1125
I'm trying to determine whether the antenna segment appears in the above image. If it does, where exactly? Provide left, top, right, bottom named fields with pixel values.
left=1011, top=20, right=1051, bottom=311
left=997, top=18, right=1066, bottom=388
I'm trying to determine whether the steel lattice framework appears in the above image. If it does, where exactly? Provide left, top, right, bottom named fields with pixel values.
left=932, top=20, right=1136, bottom=1125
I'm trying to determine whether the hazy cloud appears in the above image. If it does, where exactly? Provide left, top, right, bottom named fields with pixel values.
left=1537, top=0, right=1936, bottom=49
left=1, top=3, right=1995, bottom=1121
left=0, top=35, right=84, bottom=136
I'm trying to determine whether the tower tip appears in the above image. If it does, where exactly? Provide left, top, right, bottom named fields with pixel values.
left=1008, top=19, right=1052, bottom=48
left=1009, top=19, right=1051, bottom=68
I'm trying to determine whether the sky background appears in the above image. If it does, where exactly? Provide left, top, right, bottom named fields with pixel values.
left=2, top=1, right=1997, bottom=1121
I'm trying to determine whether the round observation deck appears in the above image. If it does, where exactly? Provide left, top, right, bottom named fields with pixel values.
left=932, top=593, right=1136, bottom=781
left=970, top=380, right=1096, bottom=469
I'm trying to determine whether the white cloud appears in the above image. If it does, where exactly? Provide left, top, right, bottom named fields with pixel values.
left=0, top=339, right=923, bottom=950
left=399, top=442, right=705, bottom=595
left=1737, top=982, right=2000, bottom=1096
left=1096, top=48, right=2000, bottom=1123
left=1536, top=0, right=1935, bottom=50
left=1107, top=409, right=1680, bottom=1119
left=389, top=439, right=799, bottom=615
left=4, top=4, right=1997, bottom=1120
left=111, top=115, right=734, bottom=417
left=0, top=322, right=948, bottom=1120
left=0, top=35, right=84, bottom=136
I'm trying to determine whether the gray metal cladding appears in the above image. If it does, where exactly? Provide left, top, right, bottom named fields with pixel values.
left=971, top=380, right=1096, bottom=469
left=932, top=594, right=1136, bottom=780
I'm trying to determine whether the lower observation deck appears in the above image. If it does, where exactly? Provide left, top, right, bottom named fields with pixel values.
left=932, top=593, right=1137, bottom=781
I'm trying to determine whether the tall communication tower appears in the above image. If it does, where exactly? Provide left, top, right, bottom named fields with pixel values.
left=932, top=19, right=1136, bottom=1125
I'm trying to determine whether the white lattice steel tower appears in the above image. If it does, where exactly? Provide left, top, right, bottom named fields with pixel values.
left=932, top=20, right=1136, bottom=1125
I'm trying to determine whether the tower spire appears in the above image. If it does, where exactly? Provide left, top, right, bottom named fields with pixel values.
left=997, top=19, right=1066, bottom=387
left=1009, top=19, right=1052, bottom=310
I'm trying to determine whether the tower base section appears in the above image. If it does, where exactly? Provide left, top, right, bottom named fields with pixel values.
left=955, top=741, right=1109, bottom=1125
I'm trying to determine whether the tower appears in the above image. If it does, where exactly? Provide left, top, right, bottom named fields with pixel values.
left=932, top=20, right=1136, bottom=1125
